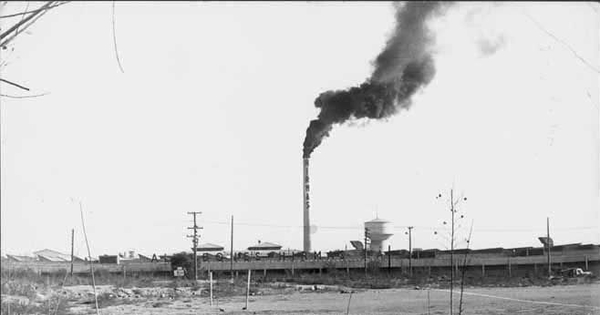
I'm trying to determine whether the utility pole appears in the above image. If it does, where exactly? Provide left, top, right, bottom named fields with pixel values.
left=388, top=245, right=391, bottom=274
left=187, top=211, right=203, bottom=281
left=364, top=227, right=370, bottom=276
left=70, top=228, right=75, bottom=277
left=450, top=188, right=455, bottom=315
left=547, top=217, right=551, bottom=277
left=230, top=215, right=234, bottom=280
left=406, top=226, right=414, bottom=276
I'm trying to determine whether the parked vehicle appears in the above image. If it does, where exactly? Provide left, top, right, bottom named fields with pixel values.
left=559, top=268, right=593, bottom=278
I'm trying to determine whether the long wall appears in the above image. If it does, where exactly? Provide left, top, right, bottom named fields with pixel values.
left=3, top=249, right=598, bottom=277
left=1, top=261, right=171, bottom=275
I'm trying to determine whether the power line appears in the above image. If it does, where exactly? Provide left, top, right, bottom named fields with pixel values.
left=522, top=9, right=600, bottom=74
left=198, top=219, right=597, bottom=232
left=406, top=226, right=413, bottom=276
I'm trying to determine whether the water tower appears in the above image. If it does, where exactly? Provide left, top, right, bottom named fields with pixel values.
left=364, top=217, right=393, bottom=252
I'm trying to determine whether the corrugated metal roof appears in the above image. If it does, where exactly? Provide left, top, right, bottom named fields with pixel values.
left=38, top=254, right=69, bottom=262
left=6, top=254, right=37, bottom=262
left=34, top=249, right=84, bottom=262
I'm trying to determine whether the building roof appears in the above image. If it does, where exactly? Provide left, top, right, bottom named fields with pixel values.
left=247, top=242, right=282, bottom=251
left=138, top=254, right=152, bottom=261
left=38, top=254, right=69, bottom=262
left=195, top=243, right=225, bottom=252
left=6, top=254, right=37, bottom=262
left=34, top=249, right=84, bottom=262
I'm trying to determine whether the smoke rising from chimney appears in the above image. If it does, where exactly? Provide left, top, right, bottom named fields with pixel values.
left=303, top=2, right=452, bottom=158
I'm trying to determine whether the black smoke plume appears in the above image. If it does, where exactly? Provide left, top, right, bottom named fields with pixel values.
left=303, top=2, right=451, bottom=158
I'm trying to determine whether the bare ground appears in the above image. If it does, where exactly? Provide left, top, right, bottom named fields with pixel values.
left=54, top=282, right=600, bottom=315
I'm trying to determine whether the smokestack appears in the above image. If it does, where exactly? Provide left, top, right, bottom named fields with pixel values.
left=303, top=157, right=311, bottom=253
left=300, top=2, right=453, bottom=253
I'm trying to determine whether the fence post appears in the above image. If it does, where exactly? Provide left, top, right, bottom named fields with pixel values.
left=245, top=269, right=251, bottom=310
left=585, top=255, right=589, bottom=270
left=455, top=258, right=459, bottom=276
left=209, top=272, right=213, bottom=306
left=481, top=264, right=485, bottom=277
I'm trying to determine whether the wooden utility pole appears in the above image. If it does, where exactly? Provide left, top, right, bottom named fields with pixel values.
left=388, top=245, right=391, bottom=274
left=230, top=215, right=234, bottom=279
left=407, top=226, right=414, bottom=276
left=547, top=217, right=551, bottom=277
left=187, top=212, right=203, bottom=281
left=364, top=227, right=370, bottom=276
left=450, top=189, right=455, bottom=315
left=70, top=228, right=75, bottom=277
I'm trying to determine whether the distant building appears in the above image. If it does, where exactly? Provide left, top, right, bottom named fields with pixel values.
left=247, top=241, right=282, bottom=251
left=6, top=254, right=36, bottom=262
left=99, top=255, right=120, bottom=264
left=195, top=243, right=225, bottom=253
left=34, top=249, right=84, bottom=262
left=244, top=241, right=283, bottom=259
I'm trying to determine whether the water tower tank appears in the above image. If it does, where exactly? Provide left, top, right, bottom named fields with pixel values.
left=364, top=217, right=393, bottom=252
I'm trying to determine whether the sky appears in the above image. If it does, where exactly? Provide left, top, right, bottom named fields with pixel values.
left=1, top=2, right=599, bottom=258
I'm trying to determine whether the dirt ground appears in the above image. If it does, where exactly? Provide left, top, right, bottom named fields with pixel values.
left=28, top=282, right=597, bottom=315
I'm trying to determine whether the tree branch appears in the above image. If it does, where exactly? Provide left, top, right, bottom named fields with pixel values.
left=0, top=1, right=70, bottom=48
left=0, top=1, right=68, bottom=19
left=112, top=1, right=125, bottom=73
left=0, top=5, right=52, bottom=48
left=0, top=1, right=53, bottom=41
left=0, top=92, right=49, bottom=99
left=15, top=1, right=32, bottom=37
left=0, top=78, right=30, bottom=91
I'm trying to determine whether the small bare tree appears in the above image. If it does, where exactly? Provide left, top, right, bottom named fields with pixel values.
left=434, top=188, right=468, bottom=315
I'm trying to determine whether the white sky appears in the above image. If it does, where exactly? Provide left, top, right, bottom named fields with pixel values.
left=1, top=2, right=599, bottom=257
